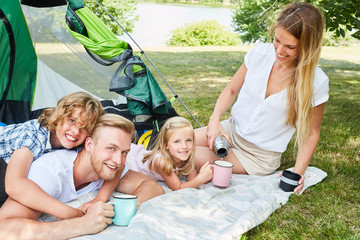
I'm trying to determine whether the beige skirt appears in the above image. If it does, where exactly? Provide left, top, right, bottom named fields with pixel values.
left=221, top=118, right=281, bottom=176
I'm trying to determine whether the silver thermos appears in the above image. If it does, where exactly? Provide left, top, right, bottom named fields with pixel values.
left=213, top=135, right=230, bottom=159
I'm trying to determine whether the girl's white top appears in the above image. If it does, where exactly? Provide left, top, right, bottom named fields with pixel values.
left=126, top=143, right=165, bottom=181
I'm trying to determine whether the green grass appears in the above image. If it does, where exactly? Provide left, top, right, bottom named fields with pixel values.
left=139, top=46, right=360, bottom=239
left=38, top=44, right=360, bottom=239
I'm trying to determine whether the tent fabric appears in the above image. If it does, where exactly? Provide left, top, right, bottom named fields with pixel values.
left=65, top=1, right=174, bottom=118
left=66, top=6, right=131, bottom=61
left=1, top=0, right=178, bottom=147
left=32, top=59, right=102, bottom=111
left=0, top=0, right=37, bottom=124
left=110, top=56, right=172, bottom=116
left=21, top=0, right=67, bottom=8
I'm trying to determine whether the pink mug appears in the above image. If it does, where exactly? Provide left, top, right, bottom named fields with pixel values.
left=211, top=160, right=234, bottom=187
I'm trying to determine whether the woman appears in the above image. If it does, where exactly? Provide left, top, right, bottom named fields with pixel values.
left=195, top=2, right=329, bottom=193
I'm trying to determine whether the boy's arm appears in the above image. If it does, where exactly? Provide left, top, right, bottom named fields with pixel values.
left=5, top=148, right=83, bottom=219
left=0, top=201, right=113, bottom=239
left=79, top=167, right=123, bottom=212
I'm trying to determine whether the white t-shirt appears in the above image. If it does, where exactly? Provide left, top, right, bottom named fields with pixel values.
left=231, top=43, right=329, bottom=152
left=27, top=149, right=104, bottom=203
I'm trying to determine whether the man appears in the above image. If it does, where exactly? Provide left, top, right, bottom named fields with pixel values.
left=0, top=114, right=164, bottom=239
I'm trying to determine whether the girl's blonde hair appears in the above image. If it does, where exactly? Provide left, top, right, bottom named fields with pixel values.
left=269, top=2, right=324, bottom=146
left=143, top=116, right=195, bottom=177
left=38, top=92, right=104, bottom=135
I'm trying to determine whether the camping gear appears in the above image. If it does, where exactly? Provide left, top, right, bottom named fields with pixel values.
left=64, top=0, right=180, bottom=147
left=0, top=0, right=37, bottom=124
left=0, top=0, right=197, bottom=149
left=213, top=135, right=230, bottom=159
left=211, top=160, right=233, bottom=188
left=279, top=170, right=301, bottom=192
left=109, top=194, right=137, bottom=227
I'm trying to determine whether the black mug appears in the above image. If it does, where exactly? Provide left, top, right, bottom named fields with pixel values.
left=279, top=170, right=301, bottom=192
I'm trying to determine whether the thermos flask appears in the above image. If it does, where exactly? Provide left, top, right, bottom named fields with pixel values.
left=213, top=135, right=230, bottom=159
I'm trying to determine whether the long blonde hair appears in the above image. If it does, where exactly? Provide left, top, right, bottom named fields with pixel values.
left=269, top=2, right=324, bottom=146
left=143, top=117, right=195, bottom=177
left=38, top=92, right=104, bottom=135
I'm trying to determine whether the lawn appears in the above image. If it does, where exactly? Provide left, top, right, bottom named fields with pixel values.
left=38, top=44, right=359, bottom=239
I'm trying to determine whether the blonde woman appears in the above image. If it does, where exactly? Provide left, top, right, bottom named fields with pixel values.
left=195, top=2, right=329, bottom=194
left=126, top=117, right=213, bottom=190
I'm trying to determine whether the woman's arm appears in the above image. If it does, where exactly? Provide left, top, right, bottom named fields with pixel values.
left=206, top=63, right=247, bottom=149
left=293, top=103, right=326, bottom=193
left=5, top=148, right=83, bottom=219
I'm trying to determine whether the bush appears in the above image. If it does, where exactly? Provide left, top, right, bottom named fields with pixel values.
left=167, top=20, right=241, bottom=46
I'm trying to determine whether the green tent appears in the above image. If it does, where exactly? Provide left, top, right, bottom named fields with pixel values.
left=0, top=0, right=180, bottom=148
left=0, top=0, right=176, bottom=125
left=0, top=0, right=37, bottom=123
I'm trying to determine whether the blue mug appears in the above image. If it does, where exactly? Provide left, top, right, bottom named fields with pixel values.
left=109, top=194, right=137, bottom=226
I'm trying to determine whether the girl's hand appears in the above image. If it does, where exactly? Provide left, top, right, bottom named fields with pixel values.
left=79, top=199, right=100, bottom=213
left=198, top=161, right=213, bottom=183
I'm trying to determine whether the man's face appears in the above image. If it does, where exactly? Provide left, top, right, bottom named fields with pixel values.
left=88, top=126, right=131, bottom=181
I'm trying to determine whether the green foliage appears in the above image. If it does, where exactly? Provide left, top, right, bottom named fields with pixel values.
left=85, top=0, right=138, bottom=35
left=167, top=20, right=241, bottom=46
left=232, top=0, right=292, bottom=43
left=323, top=30, right=353, bottom=46
left=318, top=0, right=360, bottom=40
left=232, top=0, right=360, bottom=43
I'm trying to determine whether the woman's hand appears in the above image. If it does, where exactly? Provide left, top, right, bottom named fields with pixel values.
left=206, top=119, right=229, bottom=152
left=294, top=174, right=305, bottom=194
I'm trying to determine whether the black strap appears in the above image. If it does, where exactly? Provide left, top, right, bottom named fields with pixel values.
left=0, top=9, right=15, bottom=109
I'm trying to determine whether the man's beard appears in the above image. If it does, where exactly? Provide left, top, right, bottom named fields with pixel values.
left=91, top=155, right=119, bottom=181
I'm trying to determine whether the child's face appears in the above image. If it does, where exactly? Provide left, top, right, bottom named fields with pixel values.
left=54, top=107, right=88, bottom=149
left=166, top=127, right=194, bottom=165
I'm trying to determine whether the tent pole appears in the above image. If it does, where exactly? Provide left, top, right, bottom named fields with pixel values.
left=93, top=0, right=202, bottom=128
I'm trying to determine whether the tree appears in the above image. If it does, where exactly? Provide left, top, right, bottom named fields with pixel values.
left=232, top=0, right=360, bottom=43
left=85, top=0, right=138, bottom=35
left=319, top=0, right=360, bottom=39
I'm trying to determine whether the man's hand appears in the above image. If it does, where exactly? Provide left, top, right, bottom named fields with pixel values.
left=79, top=202, right=114, bottom=234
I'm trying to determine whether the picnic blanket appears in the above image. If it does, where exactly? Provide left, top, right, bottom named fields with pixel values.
left=40, top=166, right=327, bottom=240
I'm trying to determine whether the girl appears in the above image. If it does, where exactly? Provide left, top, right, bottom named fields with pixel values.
left=0, top=92, right=116, bottom=219
left=126, top=116, right=213, bottom=190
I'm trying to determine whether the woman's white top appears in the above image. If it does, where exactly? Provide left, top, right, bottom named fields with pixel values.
left=231, top=43, right=329, bottom=152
